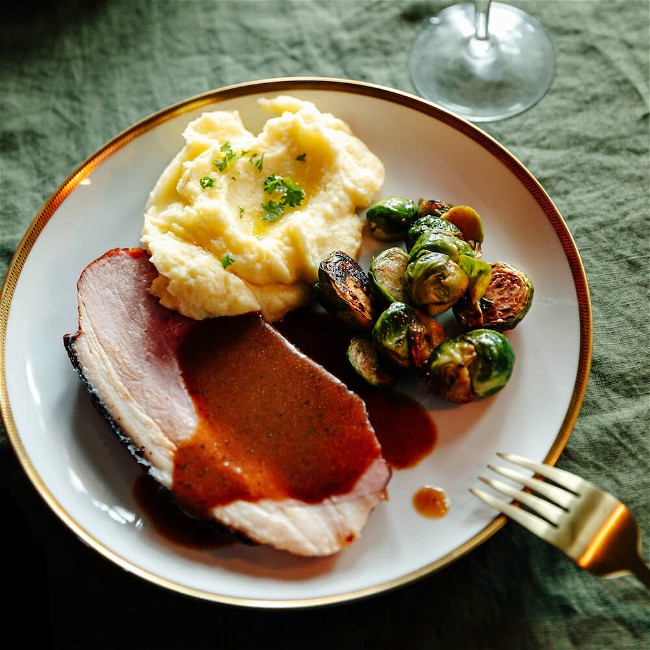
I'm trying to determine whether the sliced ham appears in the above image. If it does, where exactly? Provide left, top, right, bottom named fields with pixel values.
left=64, top=248, right=390, bottom=556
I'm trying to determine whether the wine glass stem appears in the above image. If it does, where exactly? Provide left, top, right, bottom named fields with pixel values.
left=474, top=0, right=492, bottom=41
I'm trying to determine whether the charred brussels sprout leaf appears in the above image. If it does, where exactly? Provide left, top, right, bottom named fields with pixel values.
left=366, top=196, right=418, bottom=241
left=403, top=252, right=469, bottom=316
left=372, top=301, right=415, bottom=368
left=347, top=337, right=395, bottom=387
left=452, top=294, right=483, bottom=330
left=408, top=309, right=446, bottom=372
left=417, top=198, right=453, bottom=218
left=409, top=231, right=474, bottom=263
left=368, top=247, right=408, bottom=304
left=405, top=216, right=463, bottom=251
left=453, top=256, right=493, bottom=330
left=480, top=262, right=534, bottom=331
left=316, top=251, right=377, bottom=331
left=427, top=329, right=515, bottom=403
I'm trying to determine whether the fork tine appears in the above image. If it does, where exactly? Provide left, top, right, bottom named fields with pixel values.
left=470, top=487, right=560, bottom=544
left=478, top=476, right=565, bottom=525
left=498, top=452, right=588, bottom=494
left=488, top=464, right=575, bottom=509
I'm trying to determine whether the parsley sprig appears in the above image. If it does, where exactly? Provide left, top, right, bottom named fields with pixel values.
left=212, top=142, right=265, bottom=176
left=214, top=142, right=238, bottom=172
left=261, top=175, right=305, bottom=223
left=221, top=253, right=235, bottom=269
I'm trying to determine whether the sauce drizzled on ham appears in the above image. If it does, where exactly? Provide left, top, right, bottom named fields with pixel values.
left=173, top=313, right=384, bottom=515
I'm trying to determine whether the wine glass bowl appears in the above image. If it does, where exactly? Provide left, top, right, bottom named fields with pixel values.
left=409, top=2, right=555, bottom=122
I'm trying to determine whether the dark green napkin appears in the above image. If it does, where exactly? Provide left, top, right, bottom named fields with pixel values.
left=1, top=1, right=649, bottom=648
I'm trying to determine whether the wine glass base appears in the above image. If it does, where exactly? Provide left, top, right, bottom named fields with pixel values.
left=409, top=2, right=555, bottom=122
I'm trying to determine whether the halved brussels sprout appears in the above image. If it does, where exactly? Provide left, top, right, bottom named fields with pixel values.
left=347, top=336, right=395, bottom=387
left=481, top=262, right=534, bottom=331
left=408, top=309, right=446, bottom=372
left=403, top=252, right=469, bottom=316
left=417, top=198, right=453, bottom=218
left=405, top=216, right=463, bottom=251
left=427, top=329, right=515, bottom=403
left=315, top=251, right=377, bottom=331
left=366, top=196, right=418, bottom=241
left=372, top=301, right=415, bottom=368
left=409, top=230, right=474, bottom=263
left=368, top=247, right=408, bottom=304
left=443, top=205, right=484, bottom=244
left=453, top=261, right=534, bottom=331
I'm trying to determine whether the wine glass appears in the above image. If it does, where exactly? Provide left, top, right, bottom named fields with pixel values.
left=409, top=1, right=555, bottom=122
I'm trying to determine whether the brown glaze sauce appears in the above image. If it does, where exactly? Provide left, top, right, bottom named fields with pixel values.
left=172, top=313, right=383, bottom=516
left=276, top=308, right=438, bottom=470
left=413, top=485, right=450, bottom=518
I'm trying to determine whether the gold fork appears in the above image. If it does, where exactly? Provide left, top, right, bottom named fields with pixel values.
left=471, top=452, right=650, bottom=588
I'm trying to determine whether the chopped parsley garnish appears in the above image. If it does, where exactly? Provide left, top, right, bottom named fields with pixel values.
left=213, top=143, right=265, bottom=174
left=214, top=142, right=239, bottom=172
left=260, top=175, right=305, bottom=223
left=238, top=206, right=245, bottom=218
left=248, top=152, right=264, bottom=172
left=263, top=175, right=304, bottom=207
left=261, top=200, right=285, bottom=223
left=221, top=253, right=235, bottom=269
left=200, top=176, right=215, bottom=189
left=296, top=153, right=307, bottom=161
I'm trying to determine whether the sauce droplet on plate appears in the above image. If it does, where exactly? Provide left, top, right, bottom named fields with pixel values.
left=413, top=485, right=450, bottom=518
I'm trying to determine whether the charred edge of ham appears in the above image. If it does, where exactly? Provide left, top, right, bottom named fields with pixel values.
left=64, top=330, right=254, bottom=545
left=64, top=331, right=152, bottom=473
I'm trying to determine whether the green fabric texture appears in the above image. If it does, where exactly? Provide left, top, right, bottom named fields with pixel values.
left=1, top=1, right=648, bottom=647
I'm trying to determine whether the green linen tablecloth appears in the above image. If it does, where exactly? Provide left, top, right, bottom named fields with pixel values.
left=1, top=1, right=648, bottom=648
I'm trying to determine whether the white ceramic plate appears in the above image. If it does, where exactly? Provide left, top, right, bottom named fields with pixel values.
left=1, top=78, right=592, bottom=608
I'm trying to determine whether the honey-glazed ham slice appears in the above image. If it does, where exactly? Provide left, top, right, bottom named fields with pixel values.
left=64, top=248, right=390, bottom=556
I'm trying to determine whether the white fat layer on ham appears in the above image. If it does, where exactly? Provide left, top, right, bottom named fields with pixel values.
left=69, top=249, right=389, bottom=556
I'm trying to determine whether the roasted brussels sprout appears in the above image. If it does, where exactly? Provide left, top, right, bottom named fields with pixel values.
left=368, top=247, right=408, bottom=304
left=372, top=301, right=415, bottom=368
left=403, top=252, right=469, bottom=316
left=405, top=216, right=463, bottom=251
left=453, top=261, right=533, bottom=331
left=481, top=262, right=534, bottom=330
left=347, top=336, right=395, bottom=387
left=409, top=230, right=474, bottom=263
left=427, top=329, right=515, bottom=403
left=408, top=309, right=446, bottom=372
left=366, top=196, right=418, bottom=241
left=417, top=198, right=453, bottom=218
left=443, top=205, right=484, bottom=244
left=315, top=251, right=377, bottom=331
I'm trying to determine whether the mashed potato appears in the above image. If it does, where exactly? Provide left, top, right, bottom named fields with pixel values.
left=141, top=96, right=384, bottom=322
